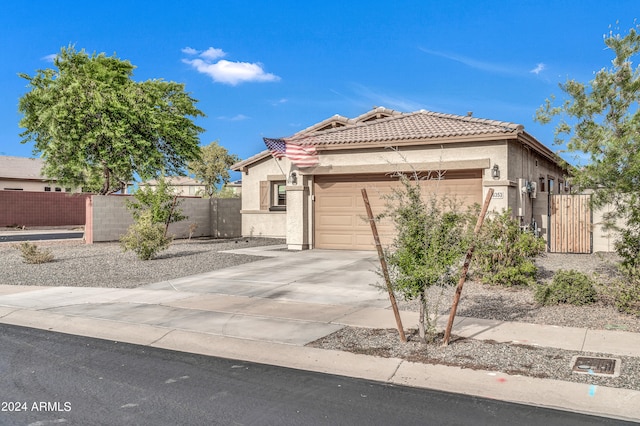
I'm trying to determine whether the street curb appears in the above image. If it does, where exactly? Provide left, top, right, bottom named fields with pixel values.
left=1, top=309, right=638, bottom=422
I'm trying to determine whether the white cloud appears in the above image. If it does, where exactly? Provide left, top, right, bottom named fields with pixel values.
left=530, top=63, right=546, bottom=75
left=42, top=54, right=57, bottom=62
left=349, top=83, right=426, bottom=112
left=200, top=47, right=226, bottom=61
left=181, top=47, right=199, bottom=55
left=419, top=47, right=516, bottom=74
left=182, top=46, right=280, bottom=86
left=217, top=114, right=249, bottom=121
left=272, top=98, right=288, bottom=106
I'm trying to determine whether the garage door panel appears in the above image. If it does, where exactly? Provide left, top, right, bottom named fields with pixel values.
left=317, top=194, right=354, bottom=206
left=314, top=172, right=481, bottom=250
left=317, top=214, right=355, bottom=227
left=315, top=233, right=355, bottom=249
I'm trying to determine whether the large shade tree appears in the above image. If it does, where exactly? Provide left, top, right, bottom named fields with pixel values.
left=18, top=46, right=205, bottom=194
left=188, top=140, right=240, bottom=197
left=536, top=25, right=640, bottom=267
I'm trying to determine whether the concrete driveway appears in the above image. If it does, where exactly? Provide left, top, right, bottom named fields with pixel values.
left=0, top=245, right=399, bottom=346
left=145, top=245, right=390, bottom=308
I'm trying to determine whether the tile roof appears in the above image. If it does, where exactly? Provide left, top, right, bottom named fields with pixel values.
left=290, top=109, right=523, bottom=146
left=0, top=155, right=46, bottom=180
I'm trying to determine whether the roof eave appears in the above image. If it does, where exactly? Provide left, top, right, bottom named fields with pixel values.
left=313, top=132, right=520, bottom=151
left=231, top=150, right=273, bottom=172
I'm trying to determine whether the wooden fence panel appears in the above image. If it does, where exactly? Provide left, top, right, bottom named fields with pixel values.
left=549, top=194, right=592, bottom=253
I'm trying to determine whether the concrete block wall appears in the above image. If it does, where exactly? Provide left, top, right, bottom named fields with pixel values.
left=0, top=190, right=90, bottom=227
left=211, top=198, right=242, bottom=238
left=89, top=195, right=135, bottom=242
left=87, top=195, right=240, bottom=243
left=166, top=198, right=212, bottom=239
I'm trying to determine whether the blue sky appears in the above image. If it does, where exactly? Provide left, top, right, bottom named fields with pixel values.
left=1, top=1, right=637, bottom=179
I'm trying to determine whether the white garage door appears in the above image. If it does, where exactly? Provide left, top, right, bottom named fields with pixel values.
left=313, top=171, right=482, bottom=250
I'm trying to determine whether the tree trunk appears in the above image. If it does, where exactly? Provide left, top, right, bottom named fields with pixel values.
left=418, top=292, right=427, bottom=344
left=99, top=166, right=110, bottom=195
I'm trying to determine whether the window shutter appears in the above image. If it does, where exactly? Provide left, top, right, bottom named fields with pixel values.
left=259, top=181, right=269, bottom=210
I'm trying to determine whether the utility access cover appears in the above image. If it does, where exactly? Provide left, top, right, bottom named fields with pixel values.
left=571, top=356, right=621, bottom=377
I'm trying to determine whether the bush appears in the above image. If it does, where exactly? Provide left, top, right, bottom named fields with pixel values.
left=611, top=266, right=640, bottom=317
left=534, top=269, right=597, bottom=306
left=473, top=209, right=546, bottom=287
left=15, top=242, right=54, bottom=264
left=381, top=174, right=474, bottom=343
left=120, top=211, right=172, bottom=260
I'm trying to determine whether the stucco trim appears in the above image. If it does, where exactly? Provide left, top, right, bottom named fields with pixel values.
left=240, top=210, right=286, bottom=214
left=267, top=174, right=286, bottom=181
left=483, top=179, right=517, bottom=187
left=302, top=158, right=491, bottom=175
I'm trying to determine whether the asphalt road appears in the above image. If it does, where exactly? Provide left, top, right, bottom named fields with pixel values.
left=0, top=324, right=633, bottom=426
left=0, top=232, right=83, bottom=242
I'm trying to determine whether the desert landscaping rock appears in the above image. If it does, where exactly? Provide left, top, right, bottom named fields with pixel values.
left=1, top=239, right=638, bottom=390
left=1, top=237, right=283, bottom=288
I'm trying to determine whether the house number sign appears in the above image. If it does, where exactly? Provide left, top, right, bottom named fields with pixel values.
left=492, top=191, right=504, bottom=199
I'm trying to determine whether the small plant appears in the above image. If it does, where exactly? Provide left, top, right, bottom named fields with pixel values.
left=120, top=211, right=172, bottom=260
left=534, top=269, right=597, bottom=306
left=609, top=265, right=640, bottom=317
left=473, top=209, right=546, bottom=287
left=126, top=175, right=187, bottom=237
left=188, top=222, right=198, bottom=240
left=15, top=242, right=54, bottom=264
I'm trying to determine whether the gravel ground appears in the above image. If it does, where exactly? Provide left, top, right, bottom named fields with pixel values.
left=309, top=252, right=640, bottom=391
left=2, top=239, right=639, bottom=390
left=1, top=237, right=284, bottom=288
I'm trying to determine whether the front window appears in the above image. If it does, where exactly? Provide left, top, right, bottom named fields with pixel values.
left=276, top=183, right=286, bottom=206
left=269, top=181, right=286, bottom=211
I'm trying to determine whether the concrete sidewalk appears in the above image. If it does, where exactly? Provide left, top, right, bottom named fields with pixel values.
left=0, top=245, right=638, bottom=421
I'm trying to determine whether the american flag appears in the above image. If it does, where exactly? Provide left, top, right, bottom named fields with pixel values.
left=263, top=137, right=319, bottom=168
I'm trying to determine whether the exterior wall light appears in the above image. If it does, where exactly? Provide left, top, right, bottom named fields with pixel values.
left=491, top=164, right=500, bottom=179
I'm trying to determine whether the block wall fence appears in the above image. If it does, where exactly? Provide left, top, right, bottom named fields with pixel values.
left=0, top=190, right=90, bottom=227
left=85, top=195, right=241, bottom=243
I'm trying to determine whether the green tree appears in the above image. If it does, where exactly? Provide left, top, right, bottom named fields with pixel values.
left=536, top=25, right=640, bottom=268
left=188, top=141, right=240, bottom=198
left=382, top=174, right=473, bottom=343
left=19, top=46, right=205, bottom=194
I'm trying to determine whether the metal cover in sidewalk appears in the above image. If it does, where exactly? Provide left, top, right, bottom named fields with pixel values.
left=571, top=356, right=621, bottom=377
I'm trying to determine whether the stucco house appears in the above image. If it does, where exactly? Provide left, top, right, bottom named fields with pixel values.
left=0, top=155, right=74, bottom=192
left=143, top=176, right=205, bottom=196
left=232, top=107, right=569, bottom=251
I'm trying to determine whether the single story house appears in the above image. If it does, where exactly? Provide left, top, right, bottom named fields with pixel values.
left=0, top=155, right=73, bottom=192
left=143, top=176, right=205, bottom=196
left=232, top=107, right=569, bottom=250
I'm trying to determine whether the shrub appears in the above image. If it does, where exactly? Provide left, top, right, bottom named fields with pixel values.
left=381, top=173, right=474, bottom=343
left=473, top=209, right=546, bottom=287
left=15, top=242, right=54, bottom=264
left=610, top=266, right=640, bottom=317
left=126, top=175, right=187, bottom=237
left=120, top=211, right=172, bottom=260
left=534, top=269, right=597, bottom=306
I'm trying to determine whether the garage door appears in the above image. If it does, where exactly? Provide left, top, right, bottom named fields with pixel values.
left=313, top=171, right=482, bottom=250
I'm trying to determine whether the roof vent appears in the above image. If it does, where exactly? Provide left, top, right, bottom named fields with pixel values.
left=467, top=111, right=473, bottom=117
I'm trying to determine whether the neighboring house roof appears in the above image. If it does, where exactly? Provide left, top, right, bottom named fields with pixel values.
left=144, top=176, right=204, bottom=186
left=232, top=107, right=558, bottom=171
left=0, top=156, right=47, bottom=181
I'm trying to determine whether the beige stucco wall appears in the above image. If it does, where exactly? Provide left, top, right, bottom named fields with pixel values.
left=0, top=179, right=75, bottom=192
left=239, top=155, right=289, bottom=238
left=239, top=139, right=568, bottom=249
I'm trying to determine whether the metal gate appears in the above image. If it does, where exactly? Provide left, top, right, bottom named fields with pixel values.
left=549, top=194, right=592, bottom=253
